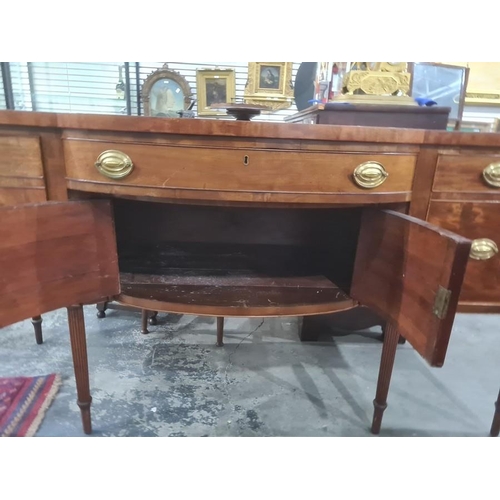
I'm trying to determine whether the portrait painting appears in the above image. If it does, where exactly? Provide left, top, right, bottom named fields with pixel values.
left=258, top=65, right=281, bottom=90
left=196, top=69, right=235, bottom=116
left=206, top=79, right=227, bottom=107
left=243, top=63, right=294, bottom=111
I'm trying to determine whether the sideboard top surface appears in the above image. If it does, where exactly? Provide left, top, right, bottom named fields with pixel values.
left=1, top=110, right=499, bottom=147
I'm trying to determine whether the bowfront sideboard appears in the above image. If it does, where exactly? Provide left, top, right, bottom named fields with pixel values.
left=1, top=109, right=499, bottom=435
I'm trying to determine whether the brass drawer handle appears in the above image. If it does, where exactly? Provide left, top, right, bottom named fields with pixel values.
left=353, top=161, right=389, bottom=188
left=470, top=238, right=499, bottom=260
left=95, top=150, right=134, bottom=179
left=482, top=162, right=500, bottom=187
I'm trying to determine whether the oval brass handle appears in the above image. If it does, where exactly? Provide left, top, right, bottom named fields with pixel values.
left=470, top=238, right=499, bottom=260
left=95, top=150, right=134, bottom=179
left=353, top=161, right=389, bottom=188
left=482, top=162, right=500, bottom=187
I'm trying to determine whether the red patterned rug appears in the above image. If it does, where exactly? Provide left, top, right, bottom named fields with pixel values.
left=0, top=374, right=61, bottom=437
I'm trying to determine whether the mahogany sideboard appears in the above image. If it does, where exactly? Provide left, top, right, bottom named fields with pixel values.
left=1, top=109, right=499, bottom=435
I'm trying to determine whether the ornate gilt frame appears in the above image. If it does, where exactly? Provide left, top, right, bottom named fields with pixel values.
left=141, top=63, right=193, bottom=117
left=243, top=62, right=294, bottom=111
left=196, top=68, right=236, bottom=116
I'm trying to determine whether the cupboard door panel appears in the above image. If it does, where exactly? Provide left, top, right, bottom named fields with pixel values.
left=0, top=200, right=119, bottom=328
left=351, top=209, right=471, bottom=366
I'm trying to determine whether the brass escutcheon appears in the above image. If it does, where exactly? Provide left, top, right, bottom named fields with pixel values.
left=95, top=150, right=134, bottom=179
left=353, top=161, right=389, bottom=188
left=470, top=238, right=499, bottom=260
left=482, top=162, right=500, bottom=187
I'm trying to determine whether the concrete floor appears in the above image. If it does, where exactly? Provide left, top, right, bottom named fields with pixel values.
left=0, top=306, right=498, bottom=437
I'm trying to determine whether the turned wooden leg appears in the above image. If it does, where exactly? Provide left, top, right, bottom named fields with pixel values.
left=216, top=316, right=224, bottom=347
left=149, top=311, right=158, bottom=326
left=96, top=301, right=108, bottom=318
left=141, top=309, right=149, bottom=334
left=371, top=321, right=400, bottom=435
left=490, top=388, right=500, bottom=437
left=32, top=315, right=43, bottom=345
left=67, top=305, right=92, bottom=435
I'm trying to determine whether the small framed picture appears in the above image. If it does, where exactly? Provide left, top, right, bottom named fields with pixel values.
left=243, top=62, right=294, bottom=111
left=196, top=69, right=236, bottom=116
left=141, top=64, right=193, bottom=118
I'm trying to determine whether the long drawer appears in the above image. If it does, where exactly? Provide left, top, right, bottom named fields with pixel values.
left=427, top=201, right=500, bottom=306
left=63, top=139, right=417, bottom=204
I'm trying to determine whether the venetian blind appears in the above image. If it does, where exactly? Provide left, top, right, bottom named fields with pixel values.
left=3, top=62, right=301, bottom=121
left=0, top=65, right=6, bottom=110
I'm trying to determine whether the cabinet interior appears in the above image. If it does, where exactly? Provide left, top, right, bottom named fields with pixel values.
left=111, top=199, right=399, bottom=312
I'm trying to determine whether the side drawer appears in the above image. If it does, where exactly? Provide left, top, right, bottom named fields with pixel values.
left=433, top=152, right=500, bottom=193
left=63, top=139, right=416, bottom=203
left=427, top=201, right=500, bottom=305
left=0, top=135, right=47, bottom=206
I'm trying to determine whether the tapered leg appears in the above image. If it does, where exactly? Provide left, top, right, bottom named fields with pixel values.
left=32, top=316, right=43, bottom=345
left=490, top=388, right=500, bottom=437
left=149, top=311, right=158, bottom=326
left=96, top=301, right=108, bottom=318
left=216, top=317, right=224, bottom=347
left=141, top=309, right=149, bottom=334
left=371, top=321, right=400, bottom=435
left=67, top=305, right=92, bottom=435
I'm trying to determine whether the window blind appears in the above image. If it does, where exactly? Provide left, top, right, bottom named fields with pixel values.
left=1, top=62, right=301, bottom=121
left=27, top=62, right=128, bottom=115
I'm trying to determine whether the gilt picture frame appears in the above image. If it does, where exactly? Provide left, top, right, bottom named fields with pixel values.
left=243, top=62, right=294, bottom=111
left=196, top=69, right=236, bottom=116
left=141, top=63, right=193, bottom=118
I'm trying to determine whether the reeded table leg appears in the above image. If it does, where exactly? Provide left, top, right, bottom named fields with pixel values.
left=490, top=388, right=500, bottom=437
left=32, top=316, right=43, bottom=345
left=67, top=305, right=92, bottom=435
left=216, top=317, right=224, bottom=346
left=371, top=322, right=400, bottom=435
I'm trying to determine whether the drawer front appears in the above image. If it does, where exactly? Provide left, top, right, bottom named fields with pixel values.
left=0, top=135, right=47, bottom=206
left=433, top=153, right=500, bottom=193
left=427, top=201, right=500, bottom=304
left=0, top=187, right=47, bottom=206
left=64, top=140, right=416, bottom=201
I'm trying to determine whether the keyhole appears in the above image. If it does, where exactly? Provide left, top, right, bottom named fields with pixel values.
left=243, top=155, right=249, bottom=166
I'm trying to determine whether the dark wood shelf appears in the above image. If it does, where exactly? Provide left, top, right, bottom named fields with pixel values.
left=117, top=243, right=356, bottom=317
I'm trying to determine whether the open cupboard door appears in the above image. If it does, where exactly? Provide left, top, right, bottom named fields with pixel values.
left=351, top=209, right=472, bottom=367
left=0, top=199, right=120, bottom=435
left=0, top=200, right=120, bottom=328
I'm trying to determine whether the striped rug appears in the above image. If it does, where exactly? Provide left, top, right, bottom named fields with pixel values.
left=0, top=374, right=61, bottom=437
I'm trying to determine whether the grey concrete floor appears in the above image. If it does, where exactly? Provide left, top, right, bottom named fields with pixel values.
left=0, top=306, right=498, bottom=437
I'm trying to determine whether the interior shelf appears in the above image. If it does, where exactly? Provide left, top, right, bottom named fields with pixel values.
left=117, top=243, right=356, bottom=317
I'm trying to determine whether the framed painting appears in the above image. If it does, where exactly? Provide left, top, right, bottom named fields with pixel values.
left=243, top=62, right=294, bottom=111
left=141, top=63, right=193, bottom=118
left=196, top=69, right=236, bottom=116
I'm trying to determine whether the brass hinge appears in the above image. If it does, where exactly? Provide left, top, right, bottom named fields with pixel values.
left=433, top=286, right=452, bottom=319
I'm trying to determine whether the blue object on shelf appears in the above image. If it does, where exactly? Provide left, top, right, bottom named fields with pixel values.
left=414, top=97, right=438, bottom=107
